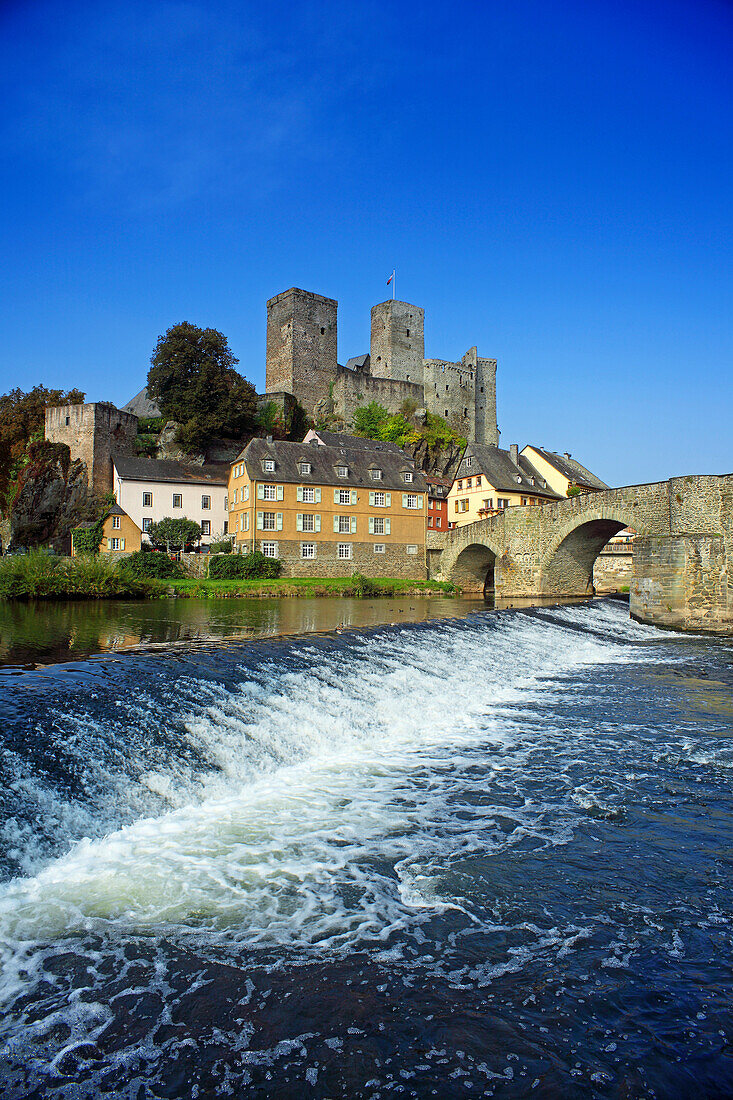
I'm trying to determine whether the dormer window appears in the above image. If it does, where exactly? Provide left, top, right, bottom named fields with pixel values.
left=263, top=459, right=275, bottom=473
left=299, top=461, right=311, bottom=475
left=465, top=456, right=473, bottom=467
left=403, top=471, right=413, bottom=483
left=515, top=474, right=522, bottom=483
left=369, top=468, right=382, bottom=480
left=336, top=465, right=348, bottom=477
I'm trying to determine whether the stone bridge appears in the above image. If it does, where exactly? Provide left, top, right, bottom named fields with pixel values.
left=427, top=474, right=733, bottom=633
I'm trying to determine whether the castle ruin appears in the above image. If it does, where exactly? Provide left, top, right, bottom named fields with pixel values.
left=265, top=288, right=499, bottom=446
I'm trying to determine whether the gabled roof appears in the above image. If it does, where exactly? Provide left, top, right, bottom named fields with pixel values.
left=455, top=445, right=561, bottom=499
left=523, top=446, right=608, bottom=490
left=345, top=353, right=370, bottom=371
left=122, top=387, right=161, bottom=418
left=304, top=428, right=404, bottom=455
left=113, top=455, right=229, bottom=485
left=240, top=437, right=426, bottom=492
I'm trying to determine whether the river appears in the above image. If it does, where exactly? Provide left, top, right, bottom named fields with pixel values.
left=0, top=599, right=731, bottom=1097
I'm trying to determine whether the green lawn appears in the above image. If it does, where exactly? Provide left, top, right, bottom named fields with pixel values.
left=157, top=576, right=458, bottom=599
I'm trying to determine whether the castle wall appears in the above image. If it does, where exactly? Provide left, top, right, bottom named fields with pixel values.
left=333, top=369, right=425, bottom=426
left=45, top=403, right=138, bottom=495
left=266, top=288, right=338, bottom=417
left=370, top=301, right=424, bottom=382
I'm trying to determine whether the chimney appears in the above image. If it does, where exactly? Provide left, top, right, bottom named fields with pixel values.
left=510, top=443, right=519, bottom=465
left=266, top=434, right=273, bottom=445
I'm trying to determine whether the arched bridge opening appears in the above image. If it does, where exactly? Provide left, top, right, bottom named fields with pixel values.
left=541, top=518, right=630, bottom=598
left=451, top=543, right=497, bottom=599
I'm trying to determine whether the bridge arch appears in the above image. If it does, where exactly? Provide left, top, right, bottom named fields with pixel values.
left=539, top=506, right=638, bottom=597
left=443, top=541, right=501, bottom=596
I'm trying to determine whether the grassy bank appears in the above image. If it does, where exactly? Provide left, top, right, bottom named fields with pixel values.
left=0, top=552, right=458, bottom=601
left=0, top=551, right=152, bottom=600
left=158, top=576, right=458, bottom=599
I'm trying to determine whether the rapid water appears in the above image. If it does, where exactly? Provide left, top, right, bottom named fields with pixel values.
left=0, top=600, right=731, bottom=1098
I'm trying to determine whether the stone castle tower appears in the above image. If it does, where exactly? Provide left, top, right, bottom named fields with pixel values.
left=265, top=288, right=338, bottom=414
left=45, top=402, right=138, bottom=495
left=264, top=288, right=499, bottom=447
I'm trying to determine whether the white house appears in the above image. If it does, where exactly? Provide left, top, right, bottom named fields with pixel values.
left=112, top=456, right=229, bottom=547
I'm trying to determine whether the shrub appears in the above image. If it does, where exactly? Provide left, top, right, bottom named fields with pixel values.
left=118, top=550, right=182, bottom=579
left=567, top=485, right=581, bottom=497
left=209, top=538, right=233, bottom=554
left=71, top=521, right=104, bottom=556
left=0, top=550, right=152, bottom=600
left=349, top=572, right=381, bottom=597
left=209, top=551, right=282, bottom=579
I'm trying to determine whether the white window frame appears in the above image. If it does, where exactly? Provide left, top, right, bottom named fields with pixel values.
left=373, top=543, right=386, bottom=554
left=202, top=494, right=211, bottom=509
left=406, top=545, right=418, bottom=555
left=373, top=516, right=385, bottom=535
left=201, top=520, right=211, bottom=536
left=112, top=515, right=121, bottom=529
left=261, top=541, right=279, bottom=558
left=301, top=486, right=315, bottom=503
left=262, top=511, right=276, bottom=531
left=301, top=513, right=315, bottom=532
left=337, top=514, right=351, bottom=534
left=142, top=492, right=152, bottom=508
left=466, top=456, right=473, bottom=467
left=405, top=494, right=419, bottom=509
left=298, top=462, right=311, bottom=475
left=404, top=471, right=413, bottom=483
left=264, top=459, right=275, bottom=473
left=172, top=493, right=183, bottom=509
left=262, top=484, right=277, bottom=501
left=338, top=543, right=353, bottom=560
left=369, top=468, right=382, bottom=480
left=336, top=465, right=348, bottom=477
left=338, top=489, right=352, bottom=505
left=373, top=491, right=386, bottom=507
left=142, top=518, right=152, bottom=533
left=301, top=542, right=316, bottom=559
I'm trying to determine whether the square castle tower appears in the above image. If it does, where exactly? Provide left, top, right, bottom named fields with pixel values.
left=266, top=288, right=498, bottom=446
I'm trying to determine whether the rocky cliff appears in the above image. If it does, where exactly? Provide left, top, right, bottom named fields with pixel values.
left=9, top=442, right=94, bottom=550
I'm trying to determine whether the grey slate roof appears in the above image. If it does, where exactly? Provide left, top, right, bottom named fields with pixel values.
left=456, top=445, right=561, bottom=500
left=344, top=353, right=370, bottom=371
left=122, top=387, right=161, bottom=418
left=113, top=455, right=229, bottom=485
left=525, top=447, right=609, bottom=491
left=307, top=429, right=405, bottom=456
left=240, top=437, right=426, bottom=492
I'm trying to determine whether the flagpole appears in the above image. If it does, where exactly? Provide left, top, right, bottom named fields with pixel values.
left=392, top=269, right=395, bottom=300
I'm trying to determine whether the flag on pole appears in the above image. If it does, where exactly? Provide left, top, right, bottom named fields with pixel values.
left=386, top=271, right=394, bottom=285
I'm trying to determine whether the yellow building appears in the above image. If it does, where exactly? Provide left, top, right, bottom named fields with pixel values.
left=228, top=437, right=428, bottom=576
left=72, top=504, right=142, bottom=555
left=448, top=444, right=560, bottom=528
left=520, top=446, right=608, bottom=497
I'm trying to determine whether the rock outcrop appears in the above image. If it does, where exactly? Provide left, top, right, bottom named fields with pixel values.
left=10, top=442, right=94, bottom=550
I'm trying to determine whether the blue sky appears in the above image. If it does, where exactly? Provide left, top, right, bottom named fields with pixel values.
left=1, top=0, right=730, bottom=485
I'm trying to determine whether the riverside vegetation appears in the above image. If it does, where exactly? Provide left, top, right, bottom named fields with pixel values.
left=0, top=550, right=456, bottom=601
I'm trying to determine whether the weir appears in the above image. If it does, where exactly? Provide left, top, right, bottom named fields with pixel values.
left=429, top=473, right=733, bottom=634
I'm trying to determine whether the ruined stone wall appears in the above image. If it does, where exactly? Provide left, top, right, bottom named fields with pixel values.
left=370, top=301, right=424, bottom=382
left=332, top=370, right=425, bottom=427
left=265, top=288, right=338, bottom=417
left=45, top=403, right=138, bottom=495
left=422, top=348, right=497, bottom=443
left=593, top=550, right=633, bottom=592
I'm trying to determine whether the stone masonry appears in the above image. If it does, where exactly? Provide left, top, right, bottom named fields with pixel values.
left=428, top=474, right=733, bottom=633
left=45, top=402, right=139, bottom=495
left=264, top=288, right=499, bottom=445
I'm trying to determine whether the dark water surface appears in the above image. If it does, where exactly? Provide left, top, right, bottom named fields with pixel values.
left=0, top=600, right=731, bottom=1098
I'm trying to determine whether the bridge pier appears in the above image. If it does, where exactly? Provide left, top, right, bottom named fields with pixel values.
left=631, top=535, right=732, bottom=634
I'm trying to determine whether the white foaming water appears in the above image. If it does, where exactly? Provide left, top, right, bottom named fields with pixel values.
left=0, top=604, right=657, bottom=987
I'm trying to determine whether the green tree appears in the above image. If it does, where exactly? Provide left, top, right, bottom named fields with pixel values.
left=148, top=516, right=202, bottom=553
left=147, top=323, right=257, bottom=450
left=0, top=385, right=85, bottom=513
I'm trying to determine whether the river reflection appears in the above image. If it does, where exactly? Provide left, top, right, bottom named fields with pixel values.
left=0, top=596, right=496, bottom=668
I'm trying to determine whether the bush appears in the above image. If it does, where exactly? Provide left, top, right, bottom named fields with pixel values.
left=209, top=551, right=282, bottom=579
left=209, top=538, right=232, bottom=554
left=349, top=572, right=381, bottom=597
left=0, top=550, right=152, bottom=600
left=118, top=550, right=182, bottom=579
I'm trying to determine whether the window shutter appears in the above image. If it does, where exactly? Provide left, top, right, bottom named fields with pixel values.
left=257, top=512, right=264, bottom=530
left=402, top=494, right=408, bottom=508
left=107, top=538, right=112, bottom=549
left=418, top=495, right=424, bottom=509
left=315, top=514, right=321, bottom=532
left=277, top=485, right=284, bottom=501
left=296, top=514, right=303, bottom=532
left=257, top=485, right=264, bottom=500
left=315, top=487, right=321, bottom=503
left=121, top=538, right=125, bottom=550
left=297, top=486, right=303, bottom=502
left=333, top=515, right=339, bottom=532
left=244, top=514, right=249, bottom=532
left=244, top=485, right=249, bottom=501
left=276, top=513, right=283, bottom=531
left=385, top=493, right=391, bottom=506
left=385, top=518, right=391, bottom=535
left=351, top=490, right=357, bottom=505
left=369, top=517, right=374, bottom=534
left=350, top=516, right=357, bottom=533
left=334, top=489, right=339, bottom=504
left=369, top=491, right=375, bottom=506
